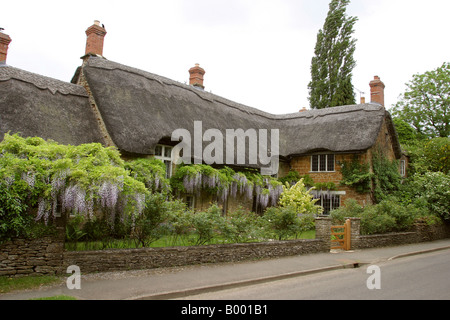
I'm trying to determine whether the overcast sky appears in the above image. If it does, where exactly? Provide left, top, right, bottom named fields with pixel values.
left=2, top=0, right=449, bottom=114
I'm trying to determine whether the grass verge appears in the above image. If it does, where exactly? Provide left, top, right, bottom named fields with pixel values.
left=0, top=275, right=62, bottom=294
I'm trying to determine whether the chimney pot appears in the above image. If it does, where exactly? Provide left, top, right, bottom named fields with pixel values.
left=189, top=63, right=206, bottom=89
left=0, top=30, right=12, bottom=64
left=85, top=21, right=107, bottom=56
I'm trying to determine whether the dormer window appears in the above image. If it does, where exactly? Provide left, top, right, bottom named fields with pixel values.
left=311, top=154, right=335, bottom=172
left=154, top=145, right=173, bottom=178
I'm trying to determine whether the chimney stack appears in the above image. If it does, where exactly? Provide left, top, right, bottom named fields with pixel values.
left=0, top=29, right=12, bottom=64
left=85, top=20, right=107, bottom=56
left=369, top=76, right=385, bottom=106
left=189, top=63, right=205, bottom=89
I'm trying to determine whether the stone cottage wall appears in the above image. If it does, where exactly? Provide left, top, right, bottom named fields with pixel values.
left=290, top=153, right=372, bottom=206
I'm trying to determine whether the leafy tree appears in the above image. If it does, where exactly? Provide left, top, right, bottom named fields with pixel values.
left=406, top=172, right=450, bottom=221
left=392, top=117, right=422, bottom=145
left=308, top=0, right=358, bottom=109
left=403, top=137, right=449, bottom=175
left=392, top=62, right=450, bottom=138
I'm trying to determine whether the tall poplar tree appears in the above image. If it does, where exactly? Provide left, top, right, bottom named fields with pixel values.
left=308, top=0, right=358, bottom=109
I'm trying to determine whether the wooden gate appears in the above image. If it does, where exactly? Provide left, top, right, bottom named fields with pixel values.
left=331, top=219, right=351, bottom=251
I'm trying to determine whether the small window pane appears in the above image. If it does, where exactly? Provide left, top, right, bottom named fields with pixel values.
left=164, top=147, right=173, bottom=158
left=164, top=160, right=172, bottom=178
left=319, top=155, right=327, bottom=171
left=155, top=145, right=163, bottom=156
left=400, top=160, right=406, bottom=177
left=322, top=196, right=331, bottom=214
left=327, top=154, right=335, bottom=172
left=332, top=195, right=340, bottom=210
left=312, top=155, right=319, bottom=172
left=186, top=195, right=195, bottom=209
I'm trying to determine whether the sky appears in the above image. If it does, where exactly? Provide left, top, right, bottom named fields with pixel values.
left=2, top=0, right=449, bottom=115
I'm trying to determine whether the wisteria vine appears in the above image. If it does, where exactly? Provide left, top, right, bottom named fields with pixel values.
left=171, top=164, right=284, bottom=211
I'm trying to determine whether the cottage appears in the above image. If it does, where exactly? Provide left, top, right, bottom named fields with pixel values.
left=0, top=22, right=403, bottom=215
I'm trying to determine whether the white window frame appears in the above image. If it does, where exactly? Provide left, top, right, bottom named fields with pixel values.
left=314, top=191, right=345, bottom=215
left=154, top=144, right=174, bottom=178
left=400, top=160, right=406, bottom=177
left=311, top=154, right=335, bottom=172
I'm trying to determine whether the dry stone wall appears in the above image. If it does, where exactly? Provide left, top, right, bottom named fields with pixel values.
left=1, top=218, right=449, bottom=277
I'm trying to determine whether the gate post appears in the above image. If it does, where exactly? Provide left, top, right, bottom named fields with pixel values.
left=346, top=217, right=361, bottom=250
left=315, top=216, right=332, bottom=250
left=344, top=219, right=351, bottom=251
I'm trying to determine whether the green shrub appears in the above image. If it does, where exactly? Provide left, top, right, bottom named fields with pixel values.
left=263, top=206, right=314, bottom=241
left=223, top=207, right=264, bottom=243
left=408, top=172, right=450, bottom=221
left=0, top=182, right=31, bottom=242
left=359, top=206, right=397, bottom=235
left=331, top=198, right=422, bottom=235
left=132, top=193, right=171, bottom=247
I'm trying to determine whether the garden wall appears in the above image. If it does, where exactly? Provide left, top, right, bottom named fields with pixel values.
left=0, top=235, right=64, bottom=277
left=63, top=239, right=328, bottom=274
left=1, top=218, right=449, bottom=277
left=337, top=217, right=450, bottom=250
left=353, top=221, right=450, bottom=249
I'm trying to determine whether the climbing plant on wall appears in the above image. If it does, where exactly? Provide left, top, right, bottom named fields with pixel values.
left=0, top=134, right=148, bottom=231
left=339, top=156, right=373, bottom=194
left=170, top=164, right=284, bottom=211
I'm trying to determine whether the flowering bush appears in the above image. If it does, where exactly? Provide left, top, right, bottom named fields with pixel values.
left=0, top=134, right=148, bottom=239
left=278, top=179, right=323, bottom=215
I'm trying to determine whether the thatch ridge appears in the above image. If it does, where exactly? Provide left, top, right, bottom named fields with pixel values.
left=0, top=65, right=88, bottom=97
left=0, top=65, right=105, bottom=146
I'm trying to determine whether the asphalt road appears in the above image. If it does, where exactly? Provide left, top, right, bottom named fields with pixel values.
left=178, top=249, right=450, bottom=300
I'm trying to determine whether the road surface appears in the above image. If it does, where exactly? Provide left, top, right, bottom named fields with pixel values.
left=177, top=249, right=450, bottom=300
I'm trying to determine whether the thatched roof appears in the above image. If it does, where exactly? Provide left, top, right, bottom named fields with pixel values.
left=0, top=65, right=105, bottom=145
left=78, top=56, right=402, bottom=162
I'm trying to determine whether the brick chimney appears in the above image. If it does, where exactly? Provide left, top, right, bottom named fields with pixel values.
left=189, top=63, right=205, bottom=89
left=369, top=76, right=385, bottom=106
left=85, top=20, right=107, bottom=56
left=0, top=29, right=12, bottom=64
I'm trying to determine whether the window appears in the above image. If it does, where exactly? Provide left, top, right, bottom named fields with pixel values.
left=311, top=154, right=335, bottom=172
left=185, top=195, right=195, bottom=210
left=400, top=160, right=406, bottom=177
left=316, top=194, right=341, bottom=215
left=154, top=145, right=173, bottom=178
left=311, top=190, right=344, bottom=215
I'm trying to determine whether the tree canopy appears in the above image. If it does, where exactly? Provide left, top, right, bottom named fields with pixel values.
left=392, top=62, right=449, bottom=138
left=308, top=0, right=358, bottom=109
